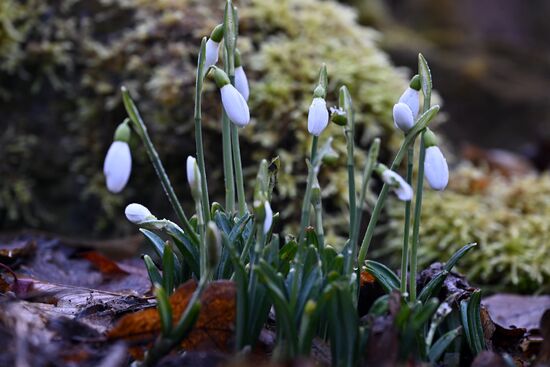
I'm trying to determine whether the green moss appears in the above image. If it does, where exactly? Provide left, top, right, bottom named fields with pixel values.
left=0, top=0, right=409, bottom=236
left=383, top=164, right=550, bottom=292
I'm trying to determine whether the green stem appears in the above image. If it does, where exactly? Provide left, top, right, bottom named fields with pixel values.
left=400, top=145, right=414, bottom=295
left=356, top=104, right=439, bottom=268
left=221, top=111, right=235, bottom=213
left=122, top=88, right=199, bottom=245
left=345, top=124, right=357, bottom=275
left=231, top=125, right=247, bottom=216
left=298, top=136, right=319, bottom=245
left=409, top=134, right=426, bottom=302
left=314, top=202, right=325, bottom=251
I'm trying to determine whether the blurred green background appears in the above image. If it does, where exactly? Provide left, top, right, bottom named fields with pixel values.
left=1, top=0, right=549, bottom=291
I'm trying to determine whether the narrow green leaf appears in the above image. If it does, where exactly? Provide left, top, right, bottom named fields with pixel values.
left=368, top=294, right=389, bottom=317
left=214, top=211, right=232, bottom=235
left=228, top=213, right=251, bottom=243
left=418, top=53, right=432, bottom=102
left=155, top=285, right=173, bottom=336
left=162, top=244, right=175, bottom=294
left=428, top=326, right=462, bottom=363
left=140, top=229, right=165, bottom=259
left=444, top=243, right=477, bottom=273
left=460, top=289, right=486, bottom=355
left=418, top=270, right=449, bottom=303
left=365, top=260, right=400, bottom=293
left=143, top=254, right=162, bottom=286
left=412, top=297, right=439, bottom=330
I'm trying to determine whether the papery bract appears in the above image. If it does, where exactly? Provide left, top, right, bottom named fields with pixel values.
left=103, top=141, right=132, bottom=193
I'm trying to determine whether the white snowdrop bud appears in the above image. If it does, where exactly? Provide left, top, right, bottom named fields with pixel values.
left=424, top=146, right=449, bottom=191
left=393, top=102, right=415, bottom=132
left=125, top=203, right=155, bottom=224
left=220, top=84, right=251, bottom=127
left=308, top=97, right=329, bottom=136
left=398, top=87, right=420, bottom=118
left=186, top=156, right=197, bottom=187
left=381, top=169, right=413, bottom=201
left=234, top=66, right=249, bottom=101
left=103, top=141, right=132, bottom=193
left=263, top=201, right=273, bottom=235
left=204, top=39, right=220, bottom=69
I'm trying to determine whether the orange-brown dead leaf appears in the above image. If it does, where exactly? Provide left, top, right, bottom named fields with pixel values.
left=360, top=271, right=375, bottom=287
left=81, top=251, right=129, bottom=275
left=108, top=280, right=236, bottom=354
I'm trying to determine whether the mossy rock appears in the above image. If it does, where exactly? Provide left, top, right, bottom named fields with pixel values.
left=0, top=0, right=409, bottom=237
left=382, top=164, right=550, bottom=293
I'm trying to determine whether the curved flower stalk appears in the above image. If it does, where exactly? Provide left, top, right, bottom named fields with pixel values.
left=205, top=24, right=223, bottom=68
left=104, top=120, right=132, bottom=193
left=234, top=50, right=249, bottom=101
left=376, top=164, right=413, bottom=201
left=423, top=129, right=449, bottom=191
left=125, top=203, right=156, bottom=224
left=211, top=66, right=250, bottom=127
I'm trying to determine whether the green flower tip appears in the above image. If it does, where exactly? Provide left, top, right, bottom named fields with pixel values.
left=313, top=85, right=326, bottom=99
left=210, top=24, right=224, bottom=43
left=209, top=66, right=230, bottom=87
left=409, top=74, right=421, bottom=91
left=114, top=120, right=131, bottom=142
left=424, top=128, right=438, bottom=147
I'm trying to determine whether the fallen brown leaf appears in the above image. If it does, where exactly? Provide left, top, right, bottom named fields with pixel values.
left=81, top=252, right=129, bottom=276
left=108, top=280, right=236, bottom=353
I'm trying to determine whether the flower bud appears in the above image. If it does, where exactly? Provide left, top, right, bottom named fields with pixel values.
left=308, top=97, right=329, bottom=136
left=378, top=165, right=413, bottom=201
left=234, top=66, right=249, bottom=101
left=125, top=203, right=156, bottom=224
left=219, top=81, right=250, bottom=127
left=330, top=106, right=347, bottom=126
left=204, top=39, right=220, bottom=69
left=263, top=201, right=273, bottom=234
left=424, top=145, right=449, bottom=191
left=205, top=221, right=221, bottom=270
left=103, top=140, right=132, bottom=193
left=310, top=177, right=321, bottom=206
left=398, top=87, right=420, bottom=118
left=186, top=156, right=201, bottom=199
left=393, top=102, right=415, bottom=132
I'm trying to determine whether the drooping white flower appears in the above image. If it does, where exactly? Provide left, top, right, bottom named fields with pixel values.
left=186, top=156, right=197, bottom=187
left=125, top=203, right=154, bottom=224
left=381, top=169, right=413, bottom=201
left=220, top=84, right=250, bottom=127
left=204, top=39, right=220, bottom=68
left=399, top=87, right=420, bottom=118
left=393, top=102, right=415, bottom=132
left=424, top=146, right=449, bottom=191
left=263, top=201, right=273, bottom=234
left=308, top=97, right=329, bottom=136
left=234, top=66, right=249, bottom=101
left=103, top=141, right=132, bottom=193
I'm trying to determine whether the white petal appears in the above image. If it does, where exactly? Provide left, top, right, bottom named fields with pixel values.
left=263, top=201, right=273, bottom=234
left=103, top=141, right=132, bottom=193
left=382, top=170, right=413, bottom=201
left=424, top=146, right=449, bottom=191
left=125, top=203, right=153, bottom=224
left=220, top=84, right=250, bottom=127
left=399, top=87, right=420, bottom=118
left=204, top=39, right=219, bottom=68
left=234, top=66, right=249, bottom=101
left=393, top=103, right=415, bottom=132
left=186, top=156, right=196, bottom=186
left=307, top=97, right=329, bottom=136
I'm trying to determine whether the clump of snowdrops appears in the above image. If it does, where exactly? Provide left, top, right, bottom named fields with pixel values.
left=103, top=1, right=485, bottom=366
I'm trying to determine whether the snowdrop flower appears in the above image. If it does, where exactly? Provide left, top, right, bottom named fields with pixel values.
left=424, top=129, right=449, bottom=191
left=308, top=97, right=329, bottom=136
left=104, top=122, right=132, bottom=193
left=393, top=102, right=415, bottom=133
left=211, top=66, right=250, bottom=127
left=204, top=24, right=223, bottom=68
left=186, top=156, right=201, bottom=199
left=234, top=50, right=249, bottom=101
left=263, top=201, right=273, bottom=234
left=379, top=165, right=413, bottom=201
left=399, top=75, right=421, bottom=118
left=125, top=203, right=155, bottom=224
